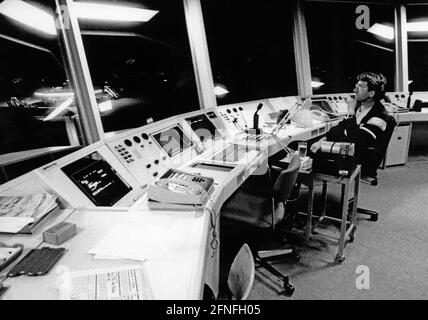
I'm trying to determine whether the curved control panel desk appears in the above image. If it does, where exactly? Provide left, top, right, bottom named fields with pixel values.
left=0, top=91, right=427, bottom=300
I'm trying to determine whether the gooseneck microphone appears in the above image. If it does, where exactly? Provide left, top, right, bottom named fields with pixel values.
left=407, top=91, right=413, bottom=110
left=252, top=103, right=263, bottom=132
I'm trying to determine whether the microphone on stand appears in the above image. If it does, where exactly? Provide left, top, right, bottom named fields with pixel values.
left=248, top=103, right=263, bottom=135
left=407, top=91, right=413, bottom=110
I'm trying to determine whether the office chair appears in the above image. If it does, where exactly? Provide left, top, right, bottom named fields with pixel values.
left=350, top=114, right=397, bottom=221
left=221, top=152, right=301, bottom=296
left=227, top=243, right=255, bottom=300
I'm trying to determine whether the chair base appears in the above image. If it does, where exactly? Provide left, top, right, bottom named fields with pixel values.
left=348, top=198, right=379, bottom=221
left=357, top=207, right=379, bottom=221
left=255, top=247, right=299, bottom=297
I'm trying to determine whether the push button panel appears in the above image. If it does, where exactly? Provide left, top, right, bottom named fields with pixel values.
left=108, top=130, right=172, bottom=186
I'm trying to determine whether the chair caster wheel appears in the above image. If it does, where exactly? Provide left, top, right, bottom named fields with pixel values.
left=290, top=248, right=300, bottom=262
left=335, top=255, right=345, bottom=264
left=370, top=214, right=378, bottom=221
left=349, top=227, right=356, bottom=242
left=282, top=280, right=295, bottom=297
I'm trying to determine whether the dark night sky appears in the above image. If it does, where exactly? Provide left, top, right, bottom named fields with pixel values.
left=0, top=1, right=427, bottom=116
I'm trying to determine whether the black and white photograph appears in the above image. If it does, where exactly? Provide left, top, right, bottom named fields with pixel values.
left=0, top=0, right=427, bottom=307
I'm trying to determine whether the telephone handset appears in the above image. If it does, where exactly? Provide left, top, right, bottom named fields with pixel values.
left=148, top=168, right=214, bottom=205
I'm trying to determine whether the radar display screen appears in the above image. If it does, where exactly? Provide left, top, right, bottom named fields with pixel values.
left=152, top=125, right=193, bottom=158
left=61, top=152, right=132, bottom=206
left=185, top=114, right=219, bottom=143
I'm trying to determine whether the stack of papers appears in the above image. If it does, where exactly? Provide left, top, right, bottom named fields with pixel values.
left=0, top=193, right=58, bottom=233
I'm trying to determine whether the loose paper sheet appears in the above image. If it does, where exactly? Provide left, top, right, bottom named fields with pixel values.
left=88, top=222, right=188, bottom=261
left=69, top=265, right=152, bottom=300
left=0, top=217, right=35, bottom=233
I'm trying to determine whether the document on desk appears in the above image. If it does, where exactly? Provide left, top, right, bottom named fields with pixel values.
left=70, top=265, right=152, bottom=300
left=0, top=217, right=35, bottom=233
left=0, top=193, right=58, bottom=233
left=88, top=222, right=187, bottom=261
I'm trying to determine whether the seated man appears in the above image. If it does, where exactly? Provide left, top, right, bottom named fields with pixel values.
left=310, top=72, right=389, bottom=178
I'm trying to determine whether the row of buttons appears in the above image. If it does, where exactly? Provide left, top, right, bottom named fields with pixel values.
left=115, top=144, right=126, bottom=152
left=220, top=111, right=231, bottom=122
left=393, top=94, right=407, bottom=99
left=326, top=96, right=347, bottom=101
left=114, top=144, right=135, bottom=163
left=191, top=177, right=205, bottom=183
left=226, top=106, right=244, bottom=114
left=124, top=133, right=151, bottom=147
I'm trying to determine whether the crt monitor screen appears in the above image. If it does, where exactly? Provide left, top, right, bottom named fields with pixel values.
left=185, top=114, right=219, bottom=143
left=61, top=152, right=132, bottom=206
left=152, top=125, right=193, bottom=158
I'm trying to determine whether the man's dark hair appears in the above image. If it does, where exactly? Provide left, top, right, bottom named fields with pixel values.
left=357, top=72, right=387, bottom=100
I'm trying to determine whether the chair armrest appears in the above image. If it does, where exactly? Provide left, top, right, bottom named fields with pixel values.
left=270, top=165, right=284, bottom=174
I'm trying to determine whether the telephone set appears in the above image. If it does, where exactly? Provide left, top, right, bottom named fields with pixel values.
left=0, top=242, right=23, bottom=272
left=147, top=168, right=214, bottom=205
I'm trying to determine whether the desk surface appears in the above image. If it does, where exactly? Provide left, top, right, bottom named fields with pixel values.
left=1, top=208, right=209, bottom=300
left=397, top=109, right=428, bottom=123
left=0, top=121, right=330, bottom=300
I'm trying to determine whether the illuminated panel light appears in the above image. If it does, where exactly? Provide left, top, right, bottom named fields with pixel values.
left=367, top=23, right=394, bottom=40
left=311, top=81, right=325, bottom=88
left=35, top=89, right=103, bottom=98
left=0, top=0, right=56, bottom=35
left=73, top=2, right=159, bottom=22
left=44, top=98, right=74, bottom=121
left=407, top=22, right=428, bottom=32
left=98, top=100, right=113, bottom=112
left=214, top=85, right=229, bottom=96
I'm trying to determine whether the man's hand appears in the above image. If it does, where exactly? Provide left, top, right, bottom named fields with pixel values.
left=347, top=99, right=357, bottom=116
left=310, top=137, right=326, bottom=153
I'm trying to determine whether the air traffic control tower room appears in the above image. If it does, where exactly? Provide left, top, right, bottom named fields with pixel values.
left=0, top=0, right=427, bottom=301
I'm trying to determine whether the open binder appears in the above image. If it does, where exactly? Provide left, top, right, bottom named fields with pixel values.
left=0, top=193, right=59, bottom=234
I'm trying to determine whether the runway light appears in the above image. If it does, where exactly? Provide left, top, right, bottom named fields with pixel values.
left=35, top=89, right=103, bottom=98
left=44, top=98, right=74, bottom=121
left=367, top=23, right=394, bottom=40
left=214, top=85, right=229, bottom=96
left=311, top=81, right=325, bottom=88
left=73, top=2, right=159, bottom=22
left=0, top=0, right=56, bottom=35
left=407, top=22, right=428, bottom=32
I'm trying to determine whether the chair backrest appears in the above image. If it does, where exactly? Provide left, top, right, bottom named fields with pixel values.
left=227, top=243, right=255, bottom=300
left=272, top=152, right=301, bottom=203
left=379, top=114, right=398, bottom=157
left=363, top=114, right=397, bottom=179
